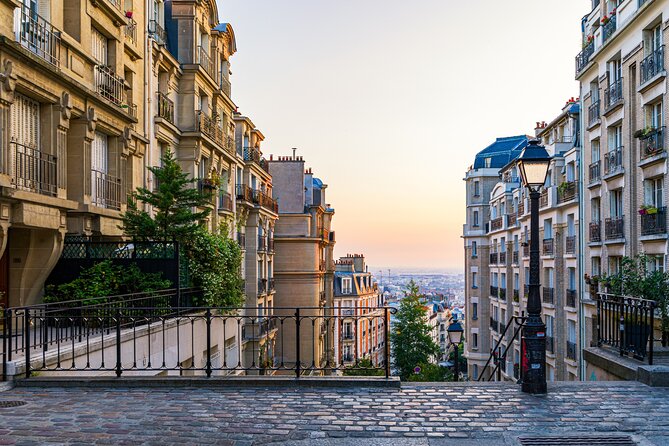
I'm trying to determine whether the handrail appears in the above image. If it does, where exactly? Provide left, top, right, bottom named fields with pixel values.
left=477, top=314, right=526, bottom=382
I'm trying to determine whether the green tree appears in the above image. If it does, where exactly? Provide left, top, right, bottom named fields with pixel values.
left=121, top=150, right=211, bottom=244
left=406, top=363, right=451, bottom=382
left=391, top=280, right=440, bottom=380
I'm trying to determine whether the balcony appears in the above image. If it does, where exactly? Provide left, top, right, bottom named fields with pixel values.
left=124, top=17, right=137, bottom=45
left=542, top=238, right=554, bottom=256
left=241, top=318, right=278, bottom=341
left=639, top=127, right=665, bottom=160
left=220, top=76, right=232, bottom=98
left=640, top=207, right=667, bottom=236
left=589, top=161, right=601, bottom=183
left=10, top=142, right=57, bottom=197
left=268, top=238, right=275, bottom=252
left=589, top=221, right=602, bottom=243
left=196, top=111, right=225, bottom=146
left=244, top=146, right=261, bottom=163
left=490, top=216, right=503, bottom=231
left=15, top=4, right=61, bottom=67
left=236, top=232, right=245, bottom=247
left=94, top=65, right=125, bottom=106
left=641, top=45, right=664, bottom=85
left=252, top=189, right=279, bottom=213
left=542, top=287, right=554, bottom=305
left=523, top=244, right=529, bottom=257
left=605, top=216, right=624, bottom=240
left=565, top=235, right=576, bottom=254
left=546, top=336, right=555, bottom=354
left=518, top=201, right=525, bottom=216
left=489, top=252, right=498, bottom=265
left=539, top=189, right=549, bottom=208
left=268, top=278, right=275, bottom=292
left=557, top=181, right=578, bottom=204
left=258, top=278, right=267, bottom=295
left=499, top=288, right=506, bottom=301
left=91, top=170, right=122, bottom=211
left=235, top=184, right=253, bottom=202
left=567, top=341, right=577, bottom=361
left=157, top=92, right=174, bottom=124
left=490, top=286, right=498, bottom=298
left=499, top=252, right=506, bottom=264
left=257, top=235, right=267, bottom=252
left=196, top=46, right=217, bottom=83
left=507, top=213, right=517, bottom=227
left=604, top=147, right=623, bottom=176
left=602, top=15, right=616, bottom=42
left=218, top=191, right=232, bottom=212
left=575, top=41, right=595, bottom=76
left=588, top=99, right=600, bottom=127
left=604, top=77, right=623, bottom=109
left=567, top=289, right=577, bottom=308
left=148, top=20, right=167, bottom=45
left=512, top=251, right=518, bottom=264
left=513, top=289, right=519, bottom=303
left=490, top=317, right=498, bottom=332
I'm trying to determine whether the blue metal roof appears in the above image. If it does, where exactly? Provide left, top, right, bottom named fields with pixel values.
left=473, top=135, right=529, bottom=169
left=312, top=178, right=323, bottom=188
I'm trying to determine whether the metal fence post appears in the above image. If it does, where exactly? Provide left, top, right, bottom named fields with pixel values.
left=2, top=308, right=9, bottom=381
left=24, top=309, right=30, bottom=378
left=295, top=308, right=301, bottom=378
left=384, top=307, right=391, bottom=378
left=649, top=301, right=655, bottom=366
left=115, top=308, right=122, bottom=377
left=205, top=308, right=212, bottom=377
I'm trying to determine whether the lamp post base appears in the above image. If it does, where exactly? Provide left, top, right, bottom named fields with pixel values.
left=521, top=321, right=547, bottom=395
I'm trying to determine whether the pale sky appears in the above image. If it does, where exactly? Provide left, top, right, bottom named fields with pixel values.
left=219, top=0, right=587, bottom=271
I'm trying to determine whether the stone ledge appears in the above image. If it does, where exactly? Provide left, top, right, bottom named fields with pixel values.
left=638, top=365, right=669, bottom=387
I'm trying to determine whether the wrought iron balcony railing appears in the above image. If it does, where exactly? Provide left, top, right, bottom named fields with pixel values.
left=512, top=251, right=518, bottom=264
left=196, top=45, right=217, bottom=82
left=252, top=189, right=279, bottom=213
left=565, top=235, right=576, bottom=254
left=499, top=252, right=506, bottom=264
left=124, top=17, right=137, bottom=45
left=257, top=235, right=267, bottom=252
left=576, top=41, right=595, bottom=76
left=268, top=278, right=275, bottom=292
left=523, top=243, right=529, bottom=257
left=566, top=289, right=577, bottom=308
left=640, top=126, right=665, bottom=159
left=567, top=341, right=577, bottom=361
left=236, top=184, right=253, bottom=202
left=507, top=213, right=517, bottom=227
left=268, top=238, right=275, bottom=252
left=148, top=20, right=167, bottom=45
left=499, top=288, right=506, bottom=301
left=490, top=216, right=503, bottom=231
left=602, top=15, right=617, bottom=42
left=589, top=161, right=601, bottom=183
left=157, top=92, right=174, bottom=124
left=244, top=146, right=261, bottom=163
left=11, top=141, right=57, bottom=197
left=604, top=147, right=623, bottom=175
left=16, top=4, right=61, bottom=67
left=196, top=110, right=225, bottom=146
left=542, top=287, right=554, bottom=305
left=641, top=45, right=664, bottom=84
left=91, top=170, right=122, bottom=210
left=604, top=77, right=623, bottom=108
left=540, top=189, right=549, bottom=208
left=258, top=278, right=267, bottom=294
left=546, top=335, right=555, bottom=354
left=94, top=65, right=125, bottom=106
left=542, top=238, right=554, bottom=256
left=490, top=286, right=498, bottom=298
left=588, top=99, right=600, bottom=126
left=557, top=181, right=578, bottom=204
left=236, top=232, right=246, bottom=247
left=218, top=191, right=232, bottom=212
left=589, top=221, right=602, bottom=242
left=513, top=289, right=519, bottom=302
left=641, top=207, right=667, bottom=236
left=489, top=253, right=498, bottom=265
left=605, top=216, right=624, bottom=240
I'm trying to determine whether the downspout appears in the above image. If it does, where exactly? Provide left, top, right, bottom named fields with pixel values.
left=577, top=87, right=586, bottom=381
left=145, top=0, right=153, bottom=199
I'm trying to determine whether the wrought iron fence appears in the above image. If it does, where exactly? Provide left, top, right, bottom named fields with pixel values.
left=641, top=207, right=667, bottom=236
left=640, top=126, right=665, bottom=159
left=542, top=238, right=554, bottom=256
left=566, top=289, right=577, bottom=308
left=597, top=293, right=655, bottom=364
left=490, top=286, right=498, bottom=297
left=605, top=216, right=624, bottom=240
left=576, top=42, right=595, bottom=76
left=91, top=170, right=122, bottom=210
left=489, top=253, right=498, bottom=264
left=557, top=182, right=578, bottom=204
left=590, top=221, right=602, bottom=242
left=604, top=147, right=623, bottom=175
left=567, top=341, right=577, bottom=361
left=94, top=65, right=125, bottom=106
left=243, top=147, right=261, bottom=163
left=588, top=99, right=600, bottom=126
left=542, top=287, right=554, bottom=305
left=565, top=235, right=576, bottom=254
left=196, top=111, right=224, bottom=145
left=641, top=45, right=664, bottom=84
left=604, top=77, right=623, bottom=108
left=11, top=141, right=57, bottom=196
left=16, top=4, right=61, bottom=66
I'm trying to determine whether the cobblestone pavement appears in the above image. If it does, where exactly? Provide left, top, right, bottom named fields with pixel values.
left=0, top=381, right=668, bottom=445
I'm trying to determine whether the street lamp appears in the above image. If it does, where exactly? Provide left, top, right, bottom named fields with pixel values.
left=447, top=316, right=464, bottom=382
left=516, top=139, right=550, bottom=395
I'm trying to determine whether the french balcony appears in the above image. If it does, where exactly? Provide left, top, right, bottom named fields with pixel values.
left=148, top=20, right=167, bottom=45
left=489, top=252, right=498, bottom=265
left=196, top=45, right=218, bottom=83
left=124, top=17, right=137, bottom=45
left=15, top=4, right=61, bottom=67
left=94, top=65, right=125, bottom=106
left=589, top=221, right=602, bottom=243
left=575, top=41, right=595, bottom=76
left=507, top=213, right=517, bottom=227
left=604, top=77, right=623, bottom=109
left=91, top=170, right=122, bottom=211
left=244, top=146, right=261, bottom=163
left=542, top=238, right=554, bottom=256
left=546, top=336, right=555, bottom=354
left=518, top=201, right=525, bottom=216
left=513, top=289, right=519, bottom=303
left=539, top=189, right=549, bottom=208
left=512, top=251, right=518, bottom=264
left=542, top=287, right=554, bottom=305
left=565, top=235, right=576, bottom=254
left=235, top=184, right=253, bottom=202
left=523, top=244, right=529, bottom=258
left=499, top=321, right=506, bottom=333
left=641, top=45, right=664, bottom=85
left=499, top=288, right=506, bottom=301
left=588, top=99, right=600, bottom=127
left=602, top=15, right=617, bottom=42
left=157, top=92, right=174, bottom=124
left=524, top=284, right=529, bottom=297
left=257, top=235, right=267, bottom=252
left=268, top=278, right=275, bottom=292
left=640, top=206, right=667, bottom=236
left=567, top=341, right=577, bottom=361
left=557, top=181, right=578, bottom=204
left=236, top=232, right=245, bottom=247
left=490, top=216, right=503, bottom=231
left=10, top=142, right=57, bottom=197
left=605, top=216, right=625, bottom=240
left=499, top=252, right=506, bottom=264
left=566, top=289, right=577, bottom=308
left=604, top=147, right=623, bottom=176
left=220, top=76, right=232, bottom=98
left=196, top=110, right=225, bottom=146
left=639, top=126, right=665, bottom=160
left=258, top=278, right=267, bottom=295
left=589, top=161, right=601, bottom=183
left=490, top=286, right=498, bottom=298
left=490, top=317, right=498, bottom=332
left=218, top=191, right=232, bottom=212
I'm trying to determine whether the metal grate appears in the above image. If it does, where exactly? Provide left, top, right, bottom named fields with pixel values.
left=518, top=435, right=636, bottom=445
left=0, top=401, right=27, bottom=408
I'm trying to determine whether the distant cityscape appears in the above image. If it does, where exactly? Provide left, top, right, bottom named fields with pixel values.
left=370, top=268, right=465, bottom=307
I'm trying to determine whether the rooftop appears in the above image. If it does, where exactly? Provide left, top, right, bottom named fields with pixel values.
left=0, top=380, right=667, bottom=445
left=472, top=135, right=529, bottom=170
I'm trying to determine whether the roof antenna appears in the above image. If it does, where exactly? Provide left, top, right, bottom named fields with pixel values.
left=292, top=148, right=297, bottom=160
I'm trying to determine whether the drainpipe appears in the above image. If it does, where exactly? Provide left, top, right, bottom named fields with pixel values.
left=577, top=86, right=586, bottom=381
left=145, top=0, right=153, bottom=200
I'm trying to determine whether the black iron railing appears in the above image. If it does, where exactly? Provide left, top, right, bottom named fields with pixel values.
left=91, top=170, right=122, bottom=210
left=567, top=289, right=577, bottom=307
left=218, top=191, right=232, bottom=212
left=507, top=213, right=517, bottom=227
left=542, top=238, right=554, bottom=256
left=489, top=253, right=498, bottom=264
left=605, top=77, right=623, bottom=108
left=157, top=92, right=174, bottom=124
left=589, top=161, right=601, bottom=183
left=605, top=216, right=624, bottom=240
left=557, top=182, right=578, bottom=203
left=148, top=20, right=167, bottom=45
left=540, top=189, right=549, bottom=208
left=258, top=235, right=267, bottom=252
left=543, top=287, right=554, bottom=305
left=268, top=238, right=275, bottom=253
left=490, top=216, right=503, bottom=231
left=602, top=15, right=617, bottom=42
left=2, top=300, right=394, bottom=380
left=513, top=289, right=519, bottom=303
left=590, top=221, right=602, bottom=242
left=490, top=286, right=498, bottom=298
left=252, top=190, right=278, bottom=213
left=11, top=142, right=57, bottom=196
left=124, top=17, right=137, bottom=45
left=16, top=4, right=61, bottom=66
left=236, top=184, right=253, bottom=202
left=588, top=99, right=600, bottom=126
left=567, top=341, right=577, bottom=361
left=490, top=317, right=498, bottom=332
left=641, top=207, right=667, bottom=235
left=512, top=251, right=518, bottom=264
left=94, top=65, right=125, bottom=106
left=196, top=46, right=217, bottom=82
left=604, top=147, right=623, bottom=175
left=499, top=252, right=506, bottom=264
left=478, top=315, right=526, bottom=382
left=546, top=335, right=554, bottom=354
left=258, top=278, right=267, bottom=294
left=576, top=42, right=595, bottom=76
left=196, top=110, right=225, bottom=146
left=640, top=127, right=665, bottom=159
left=243, top=147, right=261, bottom=163
left=597, top=293, right=655, bottom=364
left=499, top=288, right=506, bottom=301
left=523, top=243, right=529, bottom=257
left=236, top=232, right=246, bottom=247
left=641, top=45, right=664, bottom=84
left=565, top=235, right=576, bottom=254
left=268, top=278, right=275, bottom=292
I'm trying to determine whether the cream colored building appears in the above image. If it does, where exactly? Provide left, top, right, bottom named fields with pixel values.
left=577, top=0, right=669, bottom=380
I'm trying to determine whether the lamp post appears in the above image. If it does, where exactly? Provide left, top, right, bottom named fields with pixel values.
left=516, top=139, right=550, bottom=395
left=447, top=316, right=464, bottom=382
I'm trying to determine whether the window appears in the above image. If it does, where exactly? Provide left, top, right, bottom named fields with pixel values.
left=567, top=214, right=575, bottom=237
left=514, top=273, right=519, bottom=290
left=473, top=364, right=479, bottom=380
left=647, top=255, right=665, bottom=273
left=610, top=189, right=623, bottom=217
left=644, top=177, right=664, bottom=207
left=608, top=125, right=622, bottom=151
left=472, top=272, right=478, bottom=289
left=609, top=256, right=622, bottom=274
left=10, top=93, right=40, bottom=147
left=568, top=320, right=577, bottom=344
left=472, top=333, right=478, bottom=349
left=591, top=197, right=601, bottom=221
left=544, top=219, right=553, bottom=239
left=591, top=139, right=600, bottom=162
left=472, top=302, right=478, bottom=320
left=569, top=268, right=576, bottom=290
left=473, top=210, right=479, bottom=227
left=592, top=257, right=601, bottom=276
left=471, top=241, right=477, bottom=257
left=473, top=181, right=480, bottom=196
left=501, top=273, right=506, bottom=289
left=545, top=315, right=554, bottom=338
left=492, top=273, right=498, bottom=287
left=91, top=28, right=108, bottom=65
left=342, top=277, right=352, bottom=294
left=609, top=58, right=622, bottom=82
left=484, top=157, right=491, bottom=168
left=647, top=101, right=663, bottom=129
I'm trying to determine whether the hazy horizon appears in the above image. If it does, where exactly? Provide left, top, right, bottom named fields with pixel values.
left=219, top=0, right=584, bottom=270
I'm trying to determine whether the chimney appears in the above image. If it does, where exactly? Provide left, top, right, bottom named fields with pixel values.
left=292, top=148, right=297, bottom=160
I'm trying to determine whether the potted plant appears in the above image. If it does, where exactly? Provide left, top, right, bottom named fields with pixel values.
left=634, top=126, right=655, bottom=139
left=125, top=10, right=133, bottom=18
left=639, top=204, right=658, bottom=215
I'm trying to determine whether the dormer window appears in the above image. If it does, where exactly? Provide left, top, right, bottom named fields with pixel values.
left=342, top=278, right=352, bottom=294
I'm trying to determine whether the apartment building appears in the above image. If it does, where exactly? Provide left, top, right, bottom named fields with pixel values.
left=333, top=254, right=385, bottom=367
left=268, top=153, right=335, bottom=372
left=576, top=0, right=669, bottom=380
left=0, top=0, right=147, bottom=307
